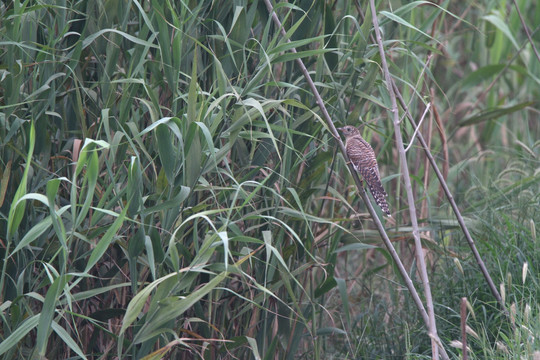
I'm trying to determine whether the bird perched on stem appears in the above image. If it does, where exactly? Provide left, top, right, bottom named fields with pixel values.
left=338, top=125, right=391, bottom=217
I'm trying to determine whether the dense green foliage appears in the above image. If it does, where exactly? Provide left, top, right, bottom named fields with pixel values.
left=0, top=0, right=538, bottom=359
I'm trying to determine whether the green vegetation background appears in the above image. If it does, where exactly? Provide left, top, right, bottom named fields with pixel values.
left=0, top=0, right=538, bottom=359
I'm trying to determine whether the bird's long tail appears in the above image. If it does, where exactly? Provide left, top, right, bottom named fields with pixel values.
left=365, top=168, right=391, bottom=216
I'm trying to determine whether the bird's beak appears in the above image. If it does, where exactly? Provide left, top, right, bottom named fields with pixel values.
left=337, top=127, right=343, bottom=131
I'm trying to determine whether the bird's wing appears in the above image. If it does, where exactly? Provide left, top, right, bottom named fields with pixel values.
left=345, top=136, right=391, bottom=215
left=346, top=137, right=387, bottom=197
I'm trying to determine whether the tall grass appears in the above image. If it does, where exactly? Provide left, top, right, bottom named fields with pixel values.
left=0, top=0, right=538, bottom=359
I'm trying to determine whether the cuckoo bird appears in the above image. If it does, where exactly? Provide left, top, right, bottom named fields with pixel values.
left=338, top=125, right=391, bottom=216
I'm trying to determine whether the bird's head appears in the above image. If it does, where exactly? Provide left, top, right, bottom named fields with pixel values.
left=337, top=125, right=360, bottom=138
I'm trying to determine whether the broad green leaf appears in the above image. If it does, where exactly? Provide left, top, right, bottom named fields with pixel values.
left=460, top=102, right=536, bottom=126
left=271, top=48, right=336, bottom=64
left=269, top=35, right=327, bottom=55
left=184, top=122, right=202, bottom=186
left=75, top=149, right=99, bottom=229
left=334, top=243, right=378, bottom=253
left=120, top=271, right=187, bottom=335
left=458, top=64, right=527, bottom=89
left=84, top=205, right=129, bottom=272
left=47, top=178, right=68, bottom=250
left=240, top=98, right=281, bottom=161
left=10, top=205, right=70, bottom=256
left=51, top=320, right=88, bottom=360
left=380, top=11, right=440, bottom=45
left=0, top=160, right=11, bottom=207
left=37, top=274, right=67, bottom=357
left=483, top=13, right=519, bottom=50
left=127, top=156, right=143, bottom=217
left=246, top=337, right=261, bottom=360
left=133, top=271, right=228, bottom=344
left=0, top=315, right=40, bottom=356
left=314, top=276, right=337, bottom=298
left=59, top=282, right=131, bottom=303
left=75, top=28, right=159, bottom=54
left=7, top=121, right=35, bottom=238
left=140, top=186, right=190, bottom=216
left=144, top=233, right=156, bottom=280
left=336, top=278, right=350, bottom=327
left=316, top=327, right=348, bottom=336
left=156, top=123, right=178, bottom=184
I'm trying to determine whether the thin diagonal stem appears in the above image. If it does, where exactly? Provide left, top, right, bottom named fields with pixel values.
left=393, top=82, right=508, bottom=315
left=360, top=0, right=509, bottom=320
left=368, top=0, right=443, bottom=359
left=360, top=0, right=509, bottom=331
left=512, top=0, right=540, bottom=63
left=263, top=1, right=449, bottom=358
